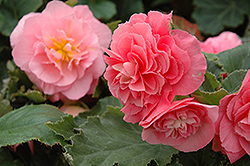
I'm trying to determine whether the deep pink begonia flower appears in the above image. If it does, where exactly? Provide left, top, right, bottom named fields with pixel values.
left=104, top=11, right=206, bottom=123
left=10, top=0, right=111, bottom=101
left=200, top=31, right=242, bottom=54
left=122, top=84, right=175, bottom=123
left=140, top=98, right=218, bottom=152
left=213, top=70, right=250, bottom=163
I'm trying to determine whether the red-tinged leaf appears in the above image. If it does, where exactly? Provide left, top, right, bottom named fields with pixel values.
left=173, top=15, right=204, bottom=41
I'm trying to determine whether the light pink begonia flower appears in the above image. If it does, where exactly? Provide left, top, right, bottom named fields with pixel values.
left=10, top=0, right=111, bottom=101
left=200, top=31, right=242, bottom=54
left=104, top=11, right=206, bottom=123
left=140, top=97, right=219, bottom=152
left=213, top=70, right=250, bottom=163
left=60, top=105, right=88, bottom=117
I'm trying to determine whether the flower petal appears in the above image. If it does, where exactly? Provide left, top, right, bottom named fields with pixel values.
left=170, top=29, right=206, bottom=95
left=173, top=117, right=215, bottom=152
left=220, top=115, right=243, bottom=153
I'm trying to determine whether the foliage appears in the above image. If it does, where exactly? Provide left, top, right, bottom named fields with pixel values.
left=0, top=0, right=43, bottom=36
left=1, top=0, right=250, bottom=166
left=173, top=15, right=203, bottom=41
left=177, top=143, right=224, bottom=166
left=217, top=43, right=250, bottom=74
left=77, top=0, right=117, bottom=20
left=67, top=107, right=177, bottom=166
left=192, top=0, right=250, bottom=35
left=0, top=105, right=66, bottom=147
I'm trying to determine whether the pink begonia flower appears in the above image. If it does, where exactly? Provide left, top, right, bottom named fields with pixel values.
left=140, top=98, right=218, bottom=152
left=200, top=31, right=242, bottom=54
left=104, top=11, right=206, bottom=123
left=213, top=70, right=250, bottom=163
left=122, top=85, right=175, bottom=123
left=60, top=105, right=88, bottom=117
left=10, top=0, right=111, bottom=101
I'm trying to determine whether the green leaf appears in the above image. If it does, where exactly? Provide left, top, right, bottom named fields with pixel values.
left=217, top=43, right=250, bottom=74
left=7, top=61, right=33, bottom=88
left=178, top=143, right=220, bottom=166
left=192, top=71, right=228, bottom=105
left=78, top=0, right=117, bottom=20
left=107, top=20, right=122, bottom=33
left=92, top=77, right=108, bottom=98
left=167, top=153, right=182, bottom=166
left=46, top=114, right=79, bottom=141
left=114, top=0, right=144, bottom=21
left=204, top=52, right=224, bottom=80
left=167, top=162, right=182, bottom=166
left=3, top=61, right=34, bottom=100
left=150, top=0, right=171, bottom=7
left=0, top=95, right=12, bottom=117
left=0, top=60, right=9, bottom=89
left=206, top=60, right=224, bottom=81
left=0, top=8, right=17, bottom=36
left=5, top=76, right=19, bottom=99
left=0, top=34, right=11, bottom=54
left=199, top=72, right=220, bottom=92
left=0, top=104, right=66, bottom=147
left=66, top=0, right=78, bottom=6
left=90, top=1, right=116, bottom=20
left=0, top=148, right=24, bottom=166
left=66, top=106, right=178, bottom=166
left=222, top=69, right=247, bottom=93
left=192, top=0, right=250, bottom=35
left=13, top=89, right=47, bottom=103
left=204, top=52, right=218, bottom=61
left=75, top=96, right=123, bottom=125
left=89, top=96, right=123, bottom=115
left=0, top=0, right=43, bottom=36
left=192, top=88, right=228, bottom=105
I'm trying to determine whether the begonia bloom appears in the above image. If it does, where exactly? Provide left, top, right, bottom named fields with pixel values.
left=213, top=70, right=250, bottom=163
left=60, top=105, right=87, bottom=117
left=140, top=98, right=218, bottom=152
left=104, top=11, right=206, bottom=123
left=10, top=0, right=111, bottom=101
left=200, top=31, right=242, bottom=54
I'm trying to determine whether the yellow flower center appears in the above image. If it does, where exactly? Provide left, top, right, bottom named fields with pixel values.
left=51, top=38, right=77, bottom=62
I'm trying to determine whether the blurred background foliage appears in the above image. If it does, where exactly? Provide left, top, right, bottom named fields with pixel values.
left=1, top=0, right=250, bottom=91
left=1, top=0, right=250, bottom=165
left=0, top=0, right=249, bottom=72
left=1, top=0, right=250, bottom=61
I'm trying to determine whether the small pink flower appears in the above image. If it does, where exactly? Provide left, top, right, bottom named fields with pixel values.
left=60, top=105, right=88, bottom=117
left=200, top=31, right=242, bottom=54
left=59, top=99, right=88, bottom=117
left=104, top=11, right=206, bottom=123
left=140, top=98, right=218, bottom=152
left=213, top=70, right=250, bottom=163
left=10, top=1, right=111, bottom=101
